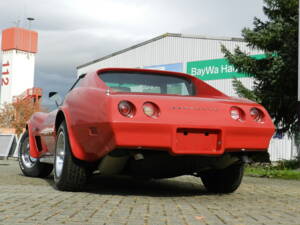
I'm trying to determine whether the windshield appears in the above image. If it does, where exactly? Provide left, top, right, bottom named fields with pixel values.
left=99, top=72, right=195, bottom=96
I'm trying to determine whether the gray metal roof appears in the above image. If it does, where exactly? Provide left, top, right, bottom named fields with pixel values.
left=77, top=33, right=244, bottom=69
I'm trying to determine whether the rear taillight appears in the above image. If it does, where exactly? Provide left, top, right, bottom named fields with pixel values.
left=230, top=107, right=244, bottom=121
left=250, top=107, right=264, bottom=122
left=118, top=101, right=135, bottom=118
left=143, top=102, right=160, bottom=118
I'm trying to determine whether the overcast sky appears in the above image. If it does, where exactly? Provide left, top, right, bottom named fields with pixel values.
left=0, top=0, right=266, bottom=108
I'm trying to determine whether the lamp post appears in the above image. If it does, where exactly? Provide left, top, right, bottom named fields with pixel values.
left=27, top=17, right=34, bottom=30
left=26, top=17, right=35, bottom=56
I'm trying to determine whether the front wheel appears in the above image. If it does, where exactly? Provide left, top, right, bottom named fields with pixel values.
left=54, top=121, right=87, bottom=191
left=200, top=163, right=244, bottom=194
left=18, top=131, right=53, bottom=177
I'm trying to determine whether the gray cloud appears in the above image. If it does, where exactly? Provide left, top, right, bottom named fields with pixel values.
left=0, top=0, right=266, bottom=110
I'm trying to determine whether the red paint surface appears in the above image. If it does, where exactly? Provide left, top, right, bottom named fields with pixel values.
left=27, top=68, right=275, bottom=162
left=1, top=27, right=38, bottom=53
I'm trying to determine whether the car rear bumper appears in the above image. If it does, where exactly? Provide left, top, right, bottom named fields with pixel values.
left=111, top=121, right=274, bottom=155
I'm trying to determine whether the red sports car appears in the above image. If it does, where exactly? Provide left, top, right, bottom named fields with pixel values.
left=18, top=68, right=274, bottom=193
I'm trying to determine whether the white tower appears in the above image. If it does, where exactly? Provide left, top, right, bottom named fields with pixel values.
left=1, top=27, right=38, bottom=105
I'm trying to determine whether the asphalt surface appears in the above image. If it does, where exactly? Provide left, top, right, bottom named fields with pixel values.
left=0, top=159, right=300, bottom=225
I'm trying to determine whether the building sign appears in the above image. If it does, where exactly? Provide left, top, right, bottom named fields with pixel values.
left=144, top=63, right=183, bottom=72
left=1, top=61, right=10, bottom=86
left=186, top=54, right=265, bottom=80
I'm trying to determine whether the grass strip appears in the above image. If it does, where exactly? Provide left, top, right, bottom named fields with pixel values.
left=245, top=166, right=300, bottom=180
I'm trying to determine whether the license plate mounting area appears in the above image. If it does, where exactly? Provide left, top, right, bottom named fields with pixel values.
left=173, top=128, right=221, bottom=154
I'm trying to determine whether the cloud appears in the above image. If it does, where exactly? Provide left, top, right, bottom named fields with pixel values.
left=0, top=0, right=266, bottom=109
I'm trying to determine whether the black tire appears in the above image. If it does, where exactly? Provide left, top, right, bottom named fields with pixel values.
left=18, top=130, right=53, bottom=178
left=54, top=121, right=87, bottom=191
left=201, top=163, right=244, bottom=194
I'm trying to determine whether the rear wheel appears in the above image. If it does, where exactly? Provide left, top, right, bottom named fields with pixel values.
left=18, top=131, right=53, bottom=177
left=54, top=121, right=87, bottom=191
left=201, top=163, right=244, bottom=193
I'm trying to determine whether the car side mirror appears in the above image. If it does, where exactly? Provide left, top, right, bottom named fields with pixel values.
left=49, top=92, right=63, bottom=107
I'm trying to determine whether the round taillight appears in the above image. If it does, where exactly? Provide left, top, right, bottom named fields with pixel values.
left=143, top=102, right=160, bottom=118
left=250, top=107, right=264, bottom=122
left=230, top=107, right=244, bottom=121
left=118, top=101, right=135, bottom=118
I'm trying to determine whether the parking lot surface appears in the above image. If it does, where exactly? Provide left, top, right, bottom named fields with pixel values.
left=0, top=160, right=300, bottom=225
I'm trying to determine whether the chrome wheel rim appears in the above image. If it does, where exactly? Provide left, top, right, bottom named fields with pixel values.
left=55, top=132, right=65, bottom=178
left=21, top=136, right=37, bottom=168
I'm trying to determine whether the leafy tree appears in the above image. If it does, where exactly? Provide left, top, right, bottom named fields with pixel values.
left=222, top=0, right=298, bottom=135
left=0, top=103, right=15, bottom=128
left=232, top=78, right=260, bottom=102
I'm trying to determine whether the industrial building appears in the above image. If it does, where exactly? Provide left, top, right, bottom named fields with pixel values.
left=77, top=33, right=259, bottom=96
left=77, top=33, right=298, bottom=161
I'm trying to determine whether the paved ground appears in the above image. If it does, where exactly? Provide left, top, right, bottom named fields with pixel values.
left=0, top=160, right=300, bottom=225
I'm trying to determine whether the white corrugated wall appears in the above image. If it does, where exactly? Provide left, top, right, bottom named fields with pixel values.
left=78, top=36, right=261, bottom=75
left=77, top=35, right=295, bottom=161
left=206, top=77, right=254, bottom=97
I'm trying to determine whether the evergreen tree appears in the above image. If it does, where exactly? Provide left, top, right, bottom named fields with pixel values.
left=222, top=0, right=298, bottom=135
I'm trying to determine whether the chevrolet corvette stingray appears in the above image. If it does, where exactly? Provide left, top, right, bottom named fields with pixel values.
left=18, top=68, right=275, bottom=193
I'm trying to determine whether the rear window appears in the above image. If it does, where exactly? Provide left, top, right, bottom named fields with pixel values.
left=99, top=72, right=195, bottom=96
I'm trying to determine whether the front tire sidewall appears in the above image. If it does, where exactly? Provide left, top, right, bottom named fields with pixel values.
left=18, top=131, right=52, bottom=177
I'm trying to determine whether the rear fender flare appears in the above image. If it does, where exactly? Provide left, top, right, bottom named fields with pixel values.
left=27, top=122, right=40, bottom=158
left=55, top=107, right=88, bottom=161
